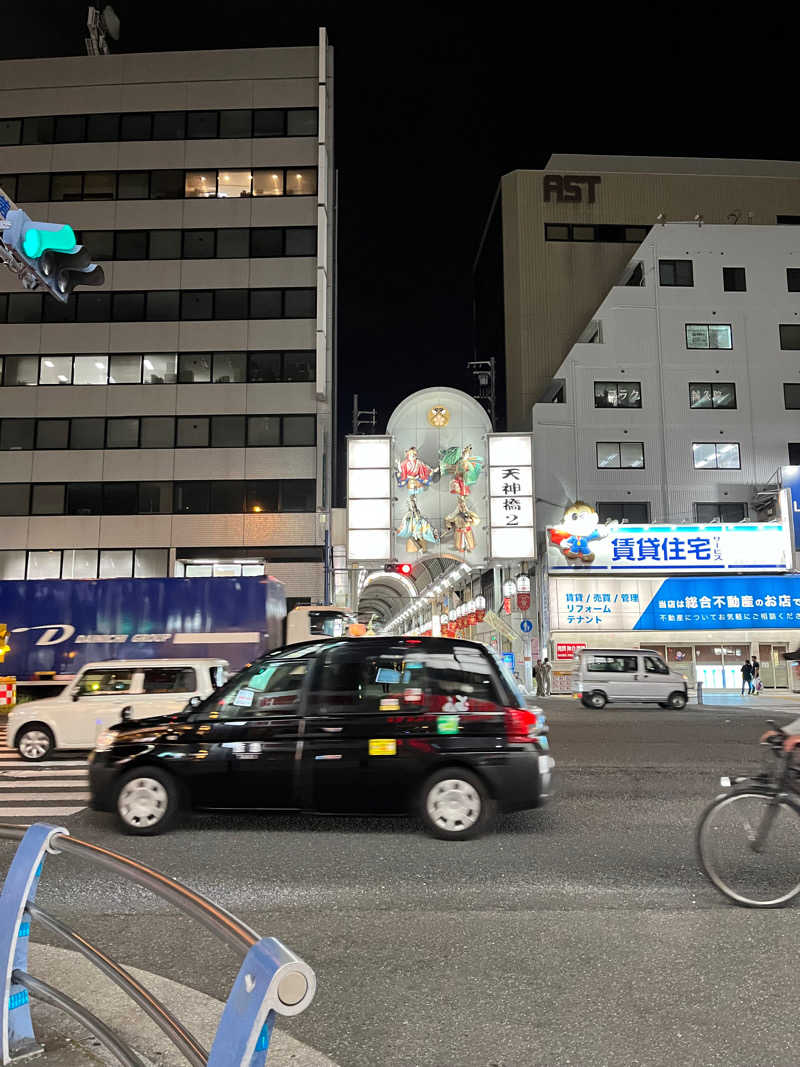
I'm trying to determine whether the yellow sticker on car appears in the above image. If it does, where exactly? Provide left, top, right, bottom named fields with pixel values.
left=379, top=697, right=400, bottom=711
left=369, top=738, right=397, bottom=756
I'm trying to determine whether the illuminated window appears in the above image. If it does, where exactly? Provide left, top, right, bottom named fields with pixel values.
left=593, top=381, right=641, bottom=408
left=692, top=442, right=741, bottom=469
left=685, top=324, right=732, bottom=349
left=285, top=169, right=317, bottom=196
left=689, top=383, right=737, bottom=409
left=185, top=171, right=216, bottom=198
left=253, top=169, right=284, bottom=196
left=596, top=442, right=644, bottom=469
left=217, top=170, right=252, bottom=198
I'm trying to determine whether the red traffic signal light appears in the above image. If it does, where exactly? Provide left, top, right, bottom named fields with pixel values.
left=384, top=563, right=413, bottom=576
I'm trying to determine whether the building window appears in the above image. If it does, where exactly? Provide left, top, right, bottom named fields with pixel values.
left=784, top=383, right=800, bottom=409
left=790, top=443, right=800, bottom=465
left=685, top=324, right=732, bottom=349
left=109, top=355, right=142, bottom=384
left=213, top=352, right=247, bottom=383
left=694, top=502, right=748, bottom=523
left=36, top=420, right=69, bottom=450
left=31, top=484, right=65, bottom=515
left=788, top=269, right=800, bottom=293
left=723, top=267, right=746, bottom=292
left=26, top=551, right=61, bottom=580
left=594, top=381, right=642, bottom=408
left=596, top=501, right=650, bottom=523
left=176, top=418, right=210, bottom=448
left=779, top=325, right=800, bottom=349
left=0, top=419, right=34, bottom=451
left=0, top=549, right=25, bottom=579
left=544, top=223, right=650, bottom=243
left=596, top=442, right=645, bottom=469
left=0, top=484, right=29, bottom=516
left=692, top=442, right=741, bottom=469
left=689, top=383, right=737, bottom=409
left=545, top=224, right=570, bottom=241
left=659, top=260, right=693, bottom=287
left=73, top=355, right=108, bottom=385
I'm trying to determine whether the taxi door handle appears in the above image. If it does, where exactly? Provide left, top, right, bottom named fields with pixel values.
left=321, top=726, right=343, bottom=733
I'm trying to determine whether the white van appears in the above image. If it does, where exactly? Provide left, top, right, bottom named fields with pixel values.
left=8, top=658, right=228, bottom=761
left=573, top=648, right=688, bottom=709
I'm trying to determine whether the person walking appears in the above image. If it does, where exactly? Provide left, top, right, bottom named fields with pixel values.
left=741, top=658, right=753, bottom=696
left=540, top=657, right=552, bottom=696
left=534, top=659, right=543, bottom=697
left=752, top=655, right=761, bottom=694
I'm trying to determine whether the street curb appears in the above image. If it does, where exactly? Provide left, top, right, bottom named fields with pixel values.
left=26, top=944, right=338, bottom=1066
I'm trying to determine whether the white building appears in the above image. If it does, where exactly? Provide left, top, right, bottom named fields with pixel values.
left=0, top=34, right=335, bottom=609
left=533, top=223, right=800, bottom=690
left=533, top=223, right=799, bottom=528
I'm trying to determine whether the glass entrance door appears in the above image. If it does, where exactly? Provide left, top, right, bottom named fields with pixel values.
left=758, top=644, right=789, bottom=688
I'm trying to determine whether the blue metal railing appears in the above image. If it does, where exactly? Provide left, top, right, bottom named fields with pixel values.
left=0, top=823, right=316, bottom=1065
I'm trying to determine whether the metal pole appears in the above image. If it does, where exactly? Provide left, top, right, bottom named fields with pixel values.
left=13, top=971, right=145, bottom=1067
left=28, top=905, right=207, bottom=1067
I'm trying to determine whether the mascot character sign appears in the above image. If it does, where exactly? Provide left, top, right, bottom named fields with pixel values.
left=549, top=501, right=618, bottom=564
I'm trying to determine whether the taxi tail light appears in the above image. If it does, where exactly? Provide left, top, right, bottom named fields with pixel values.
left=505, top=706, right=541, bottom=742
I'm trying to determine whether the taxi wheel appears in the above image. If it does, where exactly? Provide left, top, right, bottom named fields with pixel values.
left=420, top=768, right=494, bottom=840
left=668, top=691, right=688, bottom=709
left=114, top=767, right=182, bottom=835
left=17, top=725, right=54, bottom=762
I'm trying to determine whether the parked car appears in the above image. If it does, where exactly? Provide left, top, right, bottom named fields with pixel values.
left=8, top=659, right=228, bottom=761
left=88, top=637, right=554, bottom=839
left=573, top=647, right=688, bottom=709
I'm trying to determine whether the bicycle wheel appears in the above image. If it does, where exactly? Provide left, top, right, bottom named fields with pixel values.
left=697, top=791, right=800, bottom=907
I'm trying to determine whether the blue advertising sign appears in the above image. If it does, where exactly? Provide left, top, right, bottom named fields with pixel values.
left=501, top=652, right=516, bottom=672
left=782, top=466, right=800, bottom=547
left=0, top=577, right=284, bottom=676
left=634, top=575, right=800, bottom=631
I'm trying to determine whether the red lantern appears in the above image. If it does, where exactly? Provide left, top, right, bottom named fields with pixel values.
left=517, top=592, right=531, bottom=612
left=476, top=609, right=486, bottom=622
left=468, top=612, right=477, bottom=626
left=503, top=596, right=512, bottom=615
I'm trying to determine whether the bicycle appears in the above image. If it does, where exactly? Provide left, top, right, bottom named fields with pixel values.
left=696, top=720, right=800, bottom=907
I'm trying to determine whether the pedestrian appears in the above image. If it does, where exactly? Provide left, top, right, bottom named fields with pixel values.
left=752, top=655, right=761, bottom=694
left=741, top=658, right=753, bottom=695
left=540, top=657, right=552, bottom=697
left=534, top=659, right=542, bottom=696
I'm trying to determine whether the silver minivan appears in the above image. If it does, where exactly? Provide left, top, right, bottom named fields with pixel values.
left=573, top=648, right=688, bottom=709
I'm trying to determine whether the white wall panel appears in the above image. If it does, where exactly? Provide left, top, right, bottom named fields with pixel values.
left=27, top=516, right=100, bottom=549
left=172, top=449, right=245, bottom=479
left=31, top=452, right=103, bottom=481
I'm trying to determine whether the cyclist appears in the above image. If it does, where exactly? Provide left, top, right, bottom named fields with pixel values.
left=761, top=717, right=800, bottom=752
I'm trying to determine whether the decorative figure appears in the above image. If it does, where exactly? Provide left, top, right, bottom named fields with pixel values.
left=397, top=494, right=440, bottom=553
left=427, top=405, right=450, bottom=427
left=444, top=495, right=480, bottom=553
left=396, top=446, right=435, bottom=494
left=439, top=443, right=484, bottom=497
left=548, top=501, right=618, bottom=564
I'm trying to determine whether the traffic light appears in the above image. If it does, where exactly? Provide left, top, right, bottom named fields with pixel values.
left=0, top=624, right=9, bottom=663
left=384, top=563, right=413, bottom=576
left=0, top=195, right=104, bottom=302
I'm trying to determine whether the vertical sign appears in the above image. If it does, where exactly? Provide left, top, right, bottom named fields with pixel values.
left=488, top=433, right=536, bottom=560
left=347, top=436, right=392, bottom=561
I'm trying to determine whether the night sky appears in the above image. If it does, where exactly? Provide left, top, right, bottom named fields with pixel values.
left=4, top=2, right=794, bottom=499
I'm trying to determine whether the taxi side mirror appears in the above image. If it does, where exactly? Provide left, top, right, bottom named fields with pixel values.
left=120, top=705, right=133, bottom=722
left=71, top=689, right=80, bottom=702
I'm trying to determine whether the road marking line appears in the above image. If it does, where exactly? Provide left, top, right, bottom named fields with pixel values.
left=0, top=780, right=87, bottom=789
left=1, top=792, right=90, bottom=801
left=0, top=772, right=88, bottom=781
left=0, top=807, right=85, bottom=816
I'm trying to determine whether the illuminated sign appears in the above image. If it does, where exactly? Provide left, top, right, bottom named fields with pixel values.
left=488, top=433, right=536, bottom=560
left=550, top=575, right=800, bottom=632
left=547, top=519, right=792, bottom=573
left=347, top=436, right=393, bottom=561
left=782, top=467, right=800, bottom=546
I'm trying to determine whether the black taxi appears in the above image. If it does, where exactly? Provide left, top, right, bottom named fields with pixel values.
left=88, top=637, right=554, bottom=840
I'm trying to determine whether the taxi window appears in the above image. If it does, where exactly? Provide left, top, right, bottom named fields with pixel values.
left=201, top=660, right=308, bottom=719
left=77, top=669, right=134, bottom=696
left=312, top=646, right=504, bottom=710
left=142, top=667, right=196, bottom=694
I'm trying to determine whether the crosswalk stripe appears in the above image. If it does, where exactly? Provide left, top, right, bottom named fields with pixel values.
left=4, top=792, right=91, bottom=801
left=0, top=807, right=85, bottom=817
left=0, top=770, right=87, bottom=779
left=0, top=760, right=88, bottom=768
left=0, top=781, right=87, bottom=789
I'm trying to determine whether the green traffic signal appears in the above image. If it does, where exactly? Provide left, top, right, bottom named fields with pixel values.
left=22, top=224, right=77, bottom=259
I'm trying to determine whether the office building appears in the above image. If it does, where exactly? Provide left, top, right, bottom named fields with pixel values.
left=0, top=33, right=334, bottom=608
left=475, top=154, right=800, bottom=430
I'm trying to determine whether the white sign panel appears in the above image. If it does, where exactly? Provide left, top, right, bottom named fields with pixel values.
left=488, top=433, right=536, bottom=560
left=347, top=435, right=392, bottom=561
left=547, top=518, right=792, bottom=573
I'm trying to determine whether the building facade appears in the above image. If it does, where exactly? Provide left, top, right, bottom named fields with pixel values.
left=474, top=154, right=800, bottom=430
left=0, top=35, right=334, bottom=608
left=532, top=223, right=800, bottom=689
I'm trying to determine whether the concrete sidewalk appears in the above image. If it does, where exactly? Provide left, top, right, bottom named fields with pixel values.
left=22, top=944, right=338, bottom=1066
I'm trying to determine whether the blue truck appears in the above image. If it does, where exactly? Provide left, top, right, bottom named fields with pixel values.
left=0, top=576, right=286, bottom=698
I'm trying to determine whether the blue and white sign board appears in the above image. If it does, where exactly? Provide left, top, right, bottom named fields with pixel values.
left=550, top=575, right=800, bottom=631
left=547, top=521, right=792, bottom=573
left=782, top=467, right=800, bottom=547
left=502, top=652, right=516, bottom=671
left=520, top=618, right=533, bottom=633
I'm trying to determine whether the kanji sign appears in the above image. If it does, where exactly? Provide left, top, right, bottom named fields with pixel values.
left=488, top=433, right=536, bottom=559
left=550, top=575, right=800, bottom=631
left=546, top=521, right=792, bottom=573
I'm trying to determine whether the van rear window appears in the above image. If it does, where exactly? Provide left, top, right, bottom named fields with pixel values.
left=586, top=655, right=637, bottom=673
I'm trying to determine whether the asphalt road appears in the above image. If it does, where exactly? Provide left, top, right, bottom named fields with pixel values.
left=2, top=701, right=800, bottom=1067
